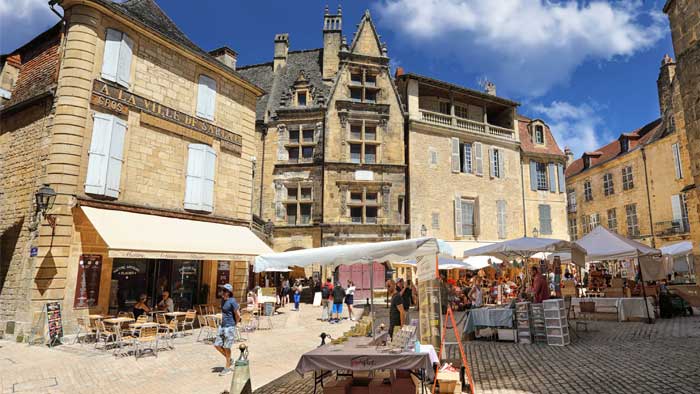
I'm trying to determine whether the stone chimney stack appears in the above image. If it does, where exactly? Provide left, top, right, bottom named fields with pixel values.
left=564, top=147, right=574, bottom=166
left=273, top=33, right=289, bottom=71
left=485, top=81, right=497, bottom=96
left=656, top=54, right=676, bottom=117
left=322, top=5, right=342, bottom=80
left=209, top=46, right=237, bottom=70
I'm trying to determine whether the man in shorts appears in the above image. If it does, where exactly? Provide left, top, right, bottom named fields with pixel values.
left=214, top=283, right=240, bottom=376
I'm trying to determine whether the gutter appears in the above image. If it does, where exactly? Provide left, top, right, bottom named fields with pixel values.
left=641, top=147, right=656, bottom=247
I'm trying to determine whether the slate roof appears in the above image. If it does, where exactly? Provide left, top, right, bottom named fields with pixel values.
left=517, top=115, right=565, bottom=158
left=565, top=118, right=663, bottom=178
left=93, top=0, right=262, bottom=94
left=237, top=49, right=330, bottom=121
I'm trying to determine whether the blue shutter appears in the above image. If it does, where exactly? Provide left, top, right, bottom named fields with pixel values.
left=529, top=160, right=537, bottom=191
left=104, top=116, right=126, bottom=198
left=548, top=162, right=556, bottom=192
left=185, top=144, right=206, bottom=210
left=557, top=163, right=565, bottom=192
left=85, top=113, right=113, bottom=195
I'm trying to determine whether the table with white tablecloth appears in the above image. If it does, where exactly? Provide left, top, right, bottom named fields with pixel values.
left=571, top=297, right=654, bottom=321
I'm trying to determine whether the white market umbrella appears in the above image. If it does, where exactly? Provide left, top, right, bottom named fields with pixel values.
left=463, top=236, right=585, bottom=264
left=463, top=255, right=501, bottom=270
left=659, top=241, right=693, bottom=258
left=399, top=256, right=471, bottom=270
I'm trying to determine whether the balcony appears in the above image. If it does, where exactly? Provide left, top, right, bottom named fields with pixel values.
left=655, top=220, right=690, bottom=237
left=419, top=109, right=514, bottom=140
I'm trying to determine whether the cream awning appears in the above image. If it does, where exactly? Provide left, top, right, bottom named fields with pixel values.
left=82, top=206, right=273, bottom=260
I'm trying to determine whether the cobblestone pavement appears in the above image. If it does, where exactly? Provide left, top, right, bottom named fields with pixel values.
left=2, top=306, right=699, bottom=394
left=254, top=312, right=700, bottom=394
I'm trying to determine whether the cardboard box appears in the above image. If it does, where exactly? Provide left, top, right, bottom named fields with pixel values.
left=369, top=379, right=392, bottom=394
left=324, top=378, right=352, bottom=394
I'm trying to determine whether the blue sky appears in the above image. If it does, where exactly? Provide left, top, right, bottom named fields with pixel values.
left=1, top=0, right=674, bottom=156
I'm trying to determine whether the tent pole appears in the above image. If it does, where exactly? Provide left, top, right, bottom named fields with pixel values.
left=370, top=260, right=375, bottom=339
left=637, top=258, right=653, bottom=324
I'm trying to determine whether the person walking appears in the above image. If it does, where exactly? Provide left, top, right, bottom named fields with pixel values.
left=292, top=279, right=302, bottom=311
left=331, top=281, right=346, bottom=323
left=214, top=284, right=240, bottom=376
left=320, top=278, right=334, bottom=321
left=281, top=277, right=290, bottom=307
left=345, top=280, right=356, bottom=321
left=386, top=279, right=405, bottom=339
left=532, top=266, right=550, bottom=303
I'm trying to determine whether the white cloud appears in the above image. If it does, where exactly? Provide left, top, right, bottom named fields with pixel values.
left=376, top=0, right=666, bottom=96
left=0, top=0, right=58, bottom=52
left=529, top=100, right=610, bottom=157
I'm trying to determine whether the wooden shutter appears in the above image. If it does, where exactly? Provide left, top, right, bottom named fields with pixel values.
left=472, top=199, right=479, bottom=236
left=529, top=160, right=537, bottom=191
left=539, top=204, right=552, bottom=234
left=498, top=149, right=505, bottom=179
left=454, top=194, right=462, bottom=237
left=116, top=33, right=133, bottom=88
left=488, top=148, right=495, bottom=178
left=474, top=142, right=483, bottom=176
left=185, top=144, right=206, bottom=210
left=672, top=143, right=683, bottom=179
left=497, top=200, right=506, bottom=239
left=196, top=75, right=216, bottom=120
left=101, top=29, right=122, bottom=83
left=202, top=145, right=217, bottom=212
left=557, top=163, right=565, bottom=192
left=104, top=116, right=127, bottom=198
left=85, top=113, right=114, bottom=195
left=548, top=162, right=556, bottom=192
left=450, top=138, right=460, bottom=173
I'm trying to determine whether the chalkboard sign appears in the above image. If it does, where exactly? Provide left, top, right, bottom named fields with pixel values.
left=74, top=254, right=102, bottom=308
left=46, top=302, right=63, bottom=347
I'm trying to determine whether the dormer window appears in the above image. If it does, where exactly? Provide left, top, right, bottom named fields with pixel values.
left=534, top=125, right=545, bottom=144
left=297, top=91, right=307, bottom=106
left=620, top=137, right=629, bottom=153
left=583, top=156, right=590, bottom=169
left=292, top=71, right=312, bottom=107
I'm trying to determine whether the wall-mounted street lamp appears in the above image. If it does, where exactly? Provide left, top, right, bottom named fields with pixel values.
left=532, top=227, right=539, bottom=238
left=420, top=224, right=427, bottom=237
left=35, top=184, right=57, bottom=229
left=263, top=219, right=274, bottom=236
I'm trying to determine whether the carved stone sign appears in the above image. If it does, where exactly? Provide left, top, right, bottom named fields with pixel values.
left=91, top=80, right=243, bottom=156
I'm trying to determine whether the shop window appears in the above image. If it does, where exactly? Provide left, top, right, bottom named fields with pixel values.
left=101, top=29, right=133, bottom=88
left=184, top=143, right=217, bottom=212
left=196, top=75, right=217, bottom=120
left=85, top=112, right=127, bottom=198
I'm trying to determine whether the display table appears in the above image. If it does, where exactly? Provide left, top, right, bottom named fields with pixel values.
left=463, top=307, right=514, bottom=334
left=571, top=297, right=654, bottom=321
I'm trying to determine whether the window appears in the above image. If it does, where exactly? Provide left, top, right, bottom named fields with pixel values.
left=101, top=29, right=133, bottom=88
left=348, top=70, right=379, bottom=103
left=583, top=156, right=591, bottom=169
left=297, top=91, right=307, bottom=106
left=672, top=194, right=690, bottom=233
left=85, top=112, right=127, bottom=198
left=462, top=143, right=472, bottom=173
left=581, top=215, right=590, bottom=235
left=589, top=213, right=600, bottom=232
left=455, top=105, right=468, bottom=119
left=429, top=149, right=438, bottom=165
left=461, top=199, right=475, bottom=236
left=196, top=75, right=217, bottom=120
left=286, top=125, right=315, bottom=163
left=536, top=162, right=548, bottom=190
left=603, top=173, right=614, bottom=196
left=567, top=189, right=577, bottom=213
left=620, top=137, right=629, bottom=152
left=439, top=101, right=451, bottom=115
left=682, top=193, right=690, bottom=232
left=534, top=125, right=544, bottom=144
left=431, top=212, right=440, bottom=229
left=285, top=184, right=313, bottom=225
left=452, top=140, right=481, bottom=174
left=348, top=122, right=379, bottom=164
left=583, top=180, right=593, bottom=201
left=672, top=143, right=683, bottom=179
left=184, top=143, right=217, bottom=212
left=348, top=188, right=380, bottom=224
left=568, top=218, right=578, bottom=240
left=625, top=203, right=640, bottom=237
left=622, top=166, right=634, bottom=190
left=607, top=208, right=618, bottom=232
left=497, top=200, right=507, bottom=239
left=489, top=148, right=504, bottom=179
left=538, top=204, right=552, bottom=235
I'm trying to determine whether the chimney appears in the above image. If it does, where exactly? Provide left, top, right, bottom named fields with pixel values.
left=484, top=81, right=496, bottom=96
left=322, top=5, right=342, bottom=80
left=656, top=54, right=676, bottom=118
left=394, top=66, right=404, bottom=78
left=274, top=33, right=289, bottom=71
left=209, top=46, right=238, bottom=70
left=564, top=147, right=574, bottom=166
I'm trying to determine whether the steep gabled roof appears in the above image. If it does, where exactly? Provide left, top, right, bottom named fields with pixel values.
left=565, top=118, right=663, bottom=178
left=348, top=10, right=384, bottom=57
left=517, top=115, right=565, bottom=158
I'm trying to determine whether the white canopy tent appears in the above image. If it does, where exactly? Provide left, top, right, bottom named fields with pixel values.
left=660, top=241, right=694, bottom=274
left=463, top=255, right=502, bottom=270
left=463, top=236, right=586, bottom=266
left=660, top=241, right=693, bottom=258
left=398, top=256, right=476, bottom=271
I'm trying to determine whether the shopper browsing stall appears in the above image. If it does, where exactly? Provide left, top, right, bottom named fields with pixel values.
left=386, top=279, right=405, bottom=338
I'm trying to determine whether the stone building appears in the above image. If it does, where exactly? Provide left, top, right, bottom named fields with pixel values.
left=565, top=54, right=694, bottom=252
left=664, top=0, right=700, bottom=278
left=0, top=0, right=268, bottom=338
left=396, top=73, right=568, bottom=260
left=238, top=7, right=408, bottom=293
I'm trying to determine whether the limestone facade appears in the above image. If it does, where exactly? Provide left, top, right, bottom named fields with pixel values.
left=0, top=0, right=262, bottom=337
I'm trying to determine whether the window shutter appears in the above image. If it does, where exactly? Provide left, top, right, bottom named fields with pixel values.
left=488, top=148, right=495, bottom=178
left=104, top=116, right=127, bottom=198
left=548, top=162, right=556, bottom=192
left=473, top=198, right=480, bottom=236
left=185, top=144, right=206, bottom=210
left=454, top=195, right=462, bottom=237
left=450, top=137, right=460, bottom=173
left=101, top=29, right=122, bottom=83
left=529, top=160, right=537, bottom=191
left=498, top=149, right=505, bottom=179
left=557, top=163, right=565, bottom=192
left=85, top=113, right=113, bottom=195
left=672, top=143, right=683, bottom=179
left=539, top=204, right=552, bottom=234
left=474, top=142, right=483, bottom=176
left=671, top=194, right=682, bottom=224
left=497, top=200, right=506, bottom=239
left=201, top=145, right=217, bottom=212
left=196, top=75, right=216, bottom=120
left=116, top=33, right=133, bottom=88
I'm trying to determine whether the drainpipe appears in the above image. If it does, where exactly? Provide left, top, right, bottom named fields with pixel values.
left=520, top=155, right=528, bottom=237
left=258, top=127, right=266, bottom=217
left=641, top=147, right=656, bottom=247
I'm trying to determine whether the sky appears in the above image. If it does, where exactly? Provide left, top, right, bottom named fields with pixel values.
left=0, top=0, right=675, bottom=157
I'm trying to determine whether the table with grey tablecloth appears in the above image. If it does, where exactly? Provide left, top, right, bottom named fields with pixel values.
left=463, top=307, right=514, bottom=334
left=571, top=297, right=654, bottom=321
left=295, top=336, right=435, bottom=380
